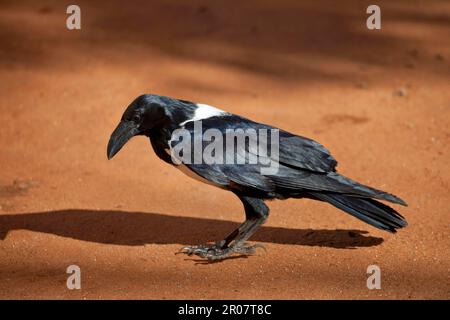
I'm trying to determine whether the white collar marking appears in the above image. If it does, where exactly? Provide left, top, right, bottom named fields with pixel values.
left=179, top=103, right=226, bottom=126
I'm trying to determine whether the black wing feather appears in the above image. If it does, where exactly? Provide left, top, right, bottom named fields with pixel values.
left=176, top=115, right=405, bottom=206
left=183, top=115, right=337, bottom=173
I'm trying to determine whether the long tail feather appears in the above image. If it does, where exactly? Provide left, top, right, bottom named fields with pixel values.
left=309, top=192, right=408, bottom=233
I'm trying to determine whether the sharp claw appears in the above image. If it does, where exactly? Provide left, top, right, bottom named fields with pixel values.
left=175, top=247, right=188, bottom=255
left=176, top=246, right=201, bottom=255
left=176, top=242, right=265, bottom=260
left=253, top=243, right=267, bottom=253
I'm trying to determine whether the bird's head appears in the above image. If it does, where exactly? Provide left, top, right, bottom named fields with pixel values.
left=107, top=94, right=169, bottom=160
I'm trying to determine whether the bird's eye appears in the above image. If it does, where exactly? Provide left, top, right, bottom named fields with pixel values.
left=132, top=114, right=141, bottom=122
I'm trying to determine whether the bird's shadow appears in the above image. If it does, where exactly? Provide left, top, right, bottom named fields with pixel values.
left=0, top=210, right=383, bottom=249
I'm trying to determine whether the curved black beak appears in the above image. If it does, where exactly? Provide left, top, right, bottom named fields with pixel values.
left=107, top=121, right=139, bottom=160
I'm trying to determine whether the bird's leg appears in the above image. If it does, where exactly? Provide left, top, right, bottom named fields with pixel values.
left=178, top=196, right=269, bottom=260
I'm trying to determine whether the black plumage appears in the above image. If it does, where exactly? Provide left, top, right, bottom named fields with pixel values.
left=107, top=94, right=407, bottom=260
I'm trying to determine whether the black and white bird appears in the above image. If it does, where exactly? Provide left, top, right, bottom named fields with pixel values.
left=107, top=94, right=407, bottom=260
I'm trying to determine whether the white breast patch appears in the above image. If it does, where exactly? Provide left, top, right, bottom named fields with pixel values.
left=164, top=148, right=224, bottom=189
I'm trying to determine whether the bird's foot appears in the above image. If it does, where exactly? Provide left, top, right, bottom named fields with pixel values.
left=177, top=242, right=266, bottom=261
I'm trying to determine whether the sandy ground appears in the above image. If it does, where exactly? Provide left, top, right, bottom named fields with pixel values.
left=0, top=0, right=449, bottom=299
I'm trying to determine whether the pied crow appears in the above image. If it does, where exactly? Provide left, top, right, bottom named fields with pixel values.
left=107, top=94, right=407, bottom=260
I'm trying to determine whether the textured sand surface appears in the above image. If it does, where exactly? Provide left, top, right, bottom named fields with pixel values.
left=0, top=0, right=449, bottom=299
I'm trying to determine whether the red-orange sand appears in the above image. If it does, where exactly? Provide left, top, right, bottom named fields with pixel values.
left=0, top=0, right=449, bottom=299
